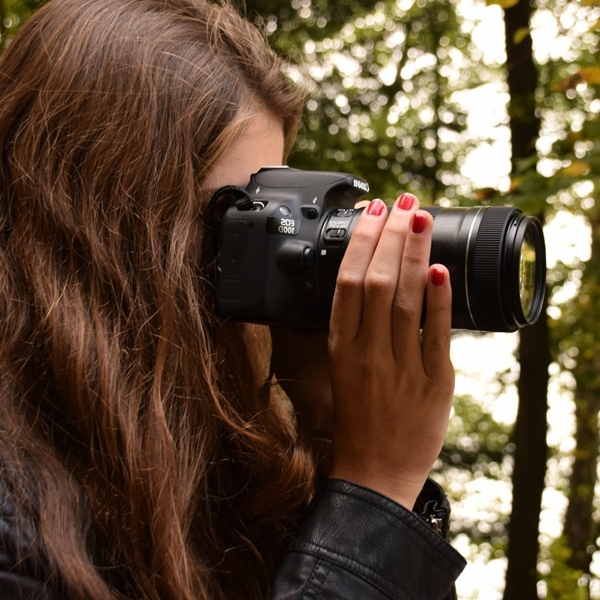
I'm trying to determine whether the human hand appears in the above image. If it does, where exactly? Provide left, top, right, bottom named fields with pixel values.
left=327, top=194, right=454, bottom=510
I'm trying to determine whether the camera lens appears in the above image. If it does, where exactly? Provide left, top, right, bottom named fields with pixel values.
left=317, top=206, right=546, bottom=332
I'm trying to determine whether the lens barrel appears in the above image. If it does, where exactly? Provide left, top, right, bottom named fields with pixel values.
left=425, top=206, right=545, bottom=331
left=318, top=206, right=546, bottom=332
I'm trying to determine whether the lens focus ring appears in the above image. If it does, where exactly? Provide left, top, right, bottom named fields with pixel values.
left=470, top=208, right=517, bottom=331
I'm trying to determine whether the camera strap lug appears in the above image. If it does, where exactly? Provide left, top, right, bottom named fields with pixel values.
left=209, top=185, right=255, bottom=214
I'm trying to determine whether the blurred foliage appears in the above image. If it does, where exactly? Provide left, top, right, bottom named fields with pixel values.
left=245, top=0, right=491, bottom=204
left=0, top=0, right=44, bottom=50
left=541, top=537, right=590, bottom=600
left=440, top=394, right=512, bottom=475
left=433, top=394, right=512, bottom=550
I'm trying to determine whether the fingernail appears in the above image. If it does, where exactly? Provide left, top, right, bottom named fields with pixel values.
left=367, top=199, right=385, bottom=216
left=432, top=267, right=445, bottom=287
left=412, top=212, right=427, bottom=234
left=397, top=193, right=416, bottom=211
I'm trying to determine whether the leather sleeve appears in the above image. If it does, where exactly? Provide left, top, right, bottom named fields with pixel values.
left=272, top=479, right=466, bottom=600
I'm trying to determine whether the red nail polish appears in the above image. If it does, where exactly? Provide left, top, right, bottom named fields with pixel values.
left=367, top=199, right=385, bottom=216
left=397, top=193, right=415, bottom=211
left=432, top=267, right=445, bottom=287
left=412, top=213, right=426, bottom=234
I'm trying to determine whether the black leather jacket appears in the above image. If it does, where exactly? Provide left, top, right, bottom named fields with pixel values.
left=0, top=478, right=465, bottom=599
left=273, top=479, right=465, bottom=600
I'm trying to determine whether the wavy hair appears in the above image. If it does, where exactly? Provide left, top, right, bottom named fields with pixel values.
left=0, top=1, right=313, bottom=599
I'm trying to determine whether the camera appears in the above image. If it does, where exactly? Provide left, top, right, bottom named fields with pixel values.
left=212, top=167, right=546, bottom=332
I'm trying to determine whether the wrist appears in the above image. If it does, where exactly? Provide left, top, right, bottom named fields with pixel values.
left=328, top=466, right=425, bottom=510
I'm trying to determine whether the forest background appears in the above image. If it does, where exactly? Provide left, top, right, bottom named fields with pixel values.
left=1, top=0, right=600, bottom=597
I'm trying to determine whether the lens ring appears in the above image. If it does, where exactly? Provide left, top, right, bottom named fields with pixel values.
left=505, top=215, right=546, bottom=326
left=468, top=208, right=546, bottom=331
left=469, top=207, right=516, bottom=331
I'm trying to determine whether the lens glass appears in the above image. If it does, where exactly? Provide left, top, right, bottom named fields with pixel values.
left=519, top=227, right=537, bottom=318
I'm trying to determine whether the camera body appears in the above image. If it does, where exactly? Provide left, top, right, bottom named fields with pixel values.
left=215, top=167, right=366, bottom=329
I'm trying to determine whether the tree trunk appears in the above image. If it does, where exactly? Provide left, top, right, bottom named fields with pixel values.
left=562, top=213, right=600, bottom=588
left=501, top=1, right=549, bottom=599
left=503, top=311, right=550, bottom=599
left=563, top=389, right=600, bottom=574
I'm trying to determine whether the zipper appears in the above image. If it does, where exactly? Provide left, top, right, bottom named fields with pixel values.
left=418, top=499, right=448, bottom=536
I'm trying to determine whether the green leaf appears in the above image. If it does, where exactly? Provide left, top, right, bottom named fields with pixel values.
left=513, top=27, right=530, bottom=45
left=486, top=0, right=521, bottom=9
left=557, top=161, right=591, bottom=177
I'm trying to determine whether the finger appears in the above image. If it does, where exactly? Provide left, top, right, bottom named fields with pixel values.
left=354, top=200, right=371, bottom=209
left=330, top=199, right=387, bottom=343
left=391, top=210, right=433, bottom=358
left=422, top=264, right=453, bottom=377
left=361, top=193, right=419, bottom=346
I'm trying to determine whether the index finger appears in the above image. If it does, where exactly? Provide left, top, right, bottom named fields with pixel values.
left=330, top=200, right=387, bottom=343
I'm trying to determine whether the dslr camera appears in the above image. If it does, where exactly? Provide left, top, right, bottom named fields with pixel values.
left=212, top=167, right=546, bottom=332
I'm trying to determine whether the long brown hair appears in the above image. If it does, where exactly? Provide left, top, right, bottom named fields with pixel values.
left=0, top=1, right=313, bottom=599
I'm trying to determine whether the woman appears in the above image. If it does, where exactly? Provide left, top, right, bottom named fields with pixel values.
left=0, top=0, right=465, bottom=598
